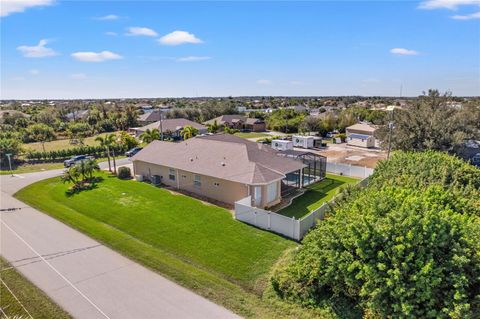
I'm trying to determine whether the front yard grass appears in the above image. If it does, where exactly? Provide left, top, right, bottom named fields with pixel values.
left=234, top=132, right=271, bottom=139
left=24, top=133, right=111, bottom=152
left=0, top=257, right=72, bottom=319
left=279, top=174, right=359, bottom=219
left=15, top=173, right=328, bottom=318
left=0, top=156, right=125, bottom=175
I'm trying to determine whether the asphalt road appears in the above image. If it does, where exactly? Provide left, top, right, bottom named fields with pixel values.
left=0, top=159, right=239, bottom=319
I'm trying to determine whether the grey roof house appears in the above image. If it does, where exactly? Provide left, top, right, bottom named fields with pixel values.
left=132, top=134, right=307, bottom=208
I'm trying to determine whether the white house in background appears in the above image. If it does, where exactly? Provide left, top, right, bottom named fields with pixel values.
left=345, top=123, right=378, bottom=148
left=292, top=136, right=322, bottom=149
left=271, top=139, right=293, bottom=151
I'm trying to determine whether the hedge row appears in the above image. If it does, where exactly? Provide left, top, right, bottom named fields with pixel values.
left=25, top=145, right=128, bottom=161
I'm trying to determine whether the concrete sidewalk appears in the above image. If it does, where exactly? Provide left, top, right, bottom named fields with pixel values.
left=0, top=163, right=239, bottom=319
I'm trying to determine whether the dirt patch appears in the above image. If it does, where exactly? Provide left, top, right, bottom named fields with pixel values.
left=311, top=144, right=386, bottom=168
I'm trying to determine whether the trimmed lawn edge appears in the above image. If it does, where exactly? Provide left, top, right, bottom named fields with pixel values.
left=14, top=177, right=327, bottom=319
left=0, top=257, right=72, bottom=319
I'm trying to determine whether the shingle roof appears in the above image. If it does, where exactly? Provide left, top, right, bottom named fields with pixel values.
left=203, top=115, right=263, bottom=126
left=135, top=118, right=206, bottom=133
left=346, top=123, right=377, bottom=133
left=132, top=134, right=305, bottom=185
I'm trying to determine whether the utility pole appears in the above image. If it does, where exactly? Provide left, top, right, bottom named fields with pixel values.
left=158, top=109, right=164, bottom=141
left=386, top=105, right=395, bottom=160
left=6, top=153, right=13, bottom=176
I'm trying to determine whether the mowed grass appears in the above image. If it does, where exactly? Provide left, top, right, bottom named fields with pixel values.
left=24, top=133, right=111, bottom=152
left=279, top=174, right=359, bottom=219
left=234, top=132, right=271, bottom=139
left=0, top=156, right=125, bottom=175
left=15, top=173, right=301, bottom=317
left=0, top=257, right=72, bottom=319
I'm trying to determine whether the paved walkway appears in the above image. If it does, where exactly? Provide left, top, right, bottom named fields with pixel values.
left=0, top=160, right=239, bottom=319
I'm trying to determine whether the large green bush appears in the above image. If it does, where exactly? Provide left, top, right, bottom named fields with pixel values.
left=272, top=151, right=480, bottom=318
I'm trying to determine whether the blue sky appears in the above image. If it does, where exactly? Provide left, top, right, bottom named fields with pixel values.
left=1, top=0, right=479, bottom=99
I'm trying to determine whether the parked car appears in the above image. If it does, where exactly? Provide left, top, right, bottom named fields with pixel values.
left=125, top=147, right=143, bottom=157
left=64, top=155, right=95, bottom=168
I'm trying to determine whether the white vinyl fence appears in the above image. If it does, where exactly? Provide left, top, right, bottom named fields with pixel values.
left=326, top=162, right=374, bottom=178
left=234, top=164, right=372, bottom=240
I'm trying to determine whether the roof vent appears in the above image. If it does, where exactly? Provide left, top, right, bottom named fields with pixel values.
left=190, top=158, right=194, bottom=162
left=221, top=162, right=226, bottom=166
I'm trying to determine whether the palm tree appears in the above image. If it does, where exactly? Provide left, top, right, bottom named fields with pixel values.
left=95, top=135, right=112, bottom=172
left=82, top=158, right=100, bottom=180
left=95, top=133, right=116, bottom=172
left=61, top=165, right=80, bottom=185
left=180, top=125, right=199, bottom=140
left=207, top=120, right=220, bottom=133
left=139, top=128, right=160, bottom=143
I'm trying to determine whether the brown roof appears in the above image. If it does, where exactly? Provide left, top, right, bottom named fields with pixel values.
left=132, top=134, right=305, bottom=185
left=134, top=118, right=206, bottom=133
left=346, top=123, right=377, bottom=133
left=137, top=110, right=162, bottom=122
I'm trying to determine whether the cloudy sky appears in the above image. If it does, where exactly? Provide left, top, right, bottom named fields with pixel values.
left=1, top=0, right=479, bottom=99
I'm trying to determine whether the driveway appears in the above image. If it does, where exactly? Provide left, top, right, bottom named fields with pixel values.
left=0, top=159, right=239, bottom=319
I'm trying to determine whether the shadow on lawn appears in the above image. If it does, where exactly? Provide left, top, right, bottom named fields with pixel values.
left=65, top=176, right=104, bottom=197
left=281, top=178, right=347, bottom=218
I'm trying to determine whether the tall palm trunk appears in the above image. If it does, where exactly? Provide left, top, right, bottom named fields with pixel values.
left=106, top=146, right=112, bottom=172
left=112, top=148, right=117, bottom=174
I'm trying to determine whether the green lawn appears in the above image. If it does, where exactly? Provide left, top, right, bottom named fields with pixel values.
left=0, top=257, right=72, bottom=319
left=0, top=156, right=125, bottom=175
left=24, top=133, right=112, bottom=152
left=234, top=132, right=271, bottom=139
left=279, top=174, right=359, bottom=219
left=15, top=173, right=313, bottom=318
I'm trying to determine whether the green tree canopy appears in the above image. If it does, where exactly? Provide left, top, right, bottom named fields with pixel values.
left=272, top=151, right=480, bottom=318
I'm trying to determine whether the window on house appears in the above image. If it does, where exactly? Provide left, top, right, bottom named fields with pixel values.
left=194, top=175, right=201, bottom=187
left=169, top=168, right=176, bottom=181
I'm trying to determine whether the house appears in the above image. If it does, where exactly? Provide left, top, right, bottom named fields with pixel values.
left=137, top=109, right=163, bottom=125
left=271, top=139, right=293, bottom=151
left=131, top=118, right=208, bottom=139
left=132, top=134, right=307, bottom=208
left=204, top=115, right=266, bottom=132
left=345, top=123, right=378, bottom=148
left=0, top=110, right=30, bottom=123
left=66, top=110, right=89, bottom=121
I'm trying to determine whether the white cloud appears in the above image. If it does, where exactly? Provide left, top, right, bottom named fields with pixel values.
left=158, top=30, right=203, bottom=46
left=418, top=0, right=480, bottom=10
left=390, top=48, right=419, bottom=56
left=95, top=14, right=119, bottom=20
left=70, top=73, right=87, bottom=80
left=71, top=51, right=122, bottom=62
left=17, top=39, right=58, bottom=58
left=125, top=27, right=158, bottom=37
left=257, top=79, right=272, bottom=85
left=451, top=10, right=480, bottom=18
left=176, top=56, right=211, bottom=62
left=105, top=31, right=118, bottom=36
left=1, top=0, right=54, bottom=17
left=29, top=69, right=40, bottom=75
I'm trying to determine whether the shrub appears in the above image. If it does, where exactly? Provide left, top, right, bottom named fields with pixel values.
left=117, top=166, right=131, bottom=179
left=272, top=151, right=480, bottom=318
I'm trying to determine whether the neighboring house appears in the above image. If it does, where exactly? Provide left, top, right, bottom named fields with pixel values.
left=287, top=105, right=307, bottom=113
left=66, top=109, right=89, bottom=121
left=132, top=134, right=307, bottom=208
left=346, top=123, right=378, bottom=148
left=131, top=118, right=207, bottom=139
left=0, top=110, right=30, bottom=123
left=204, top=115, right=266, bottom=132
left=454, top=140, right=480, bottom=167
left=137, top=109, right=162, bottom=125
